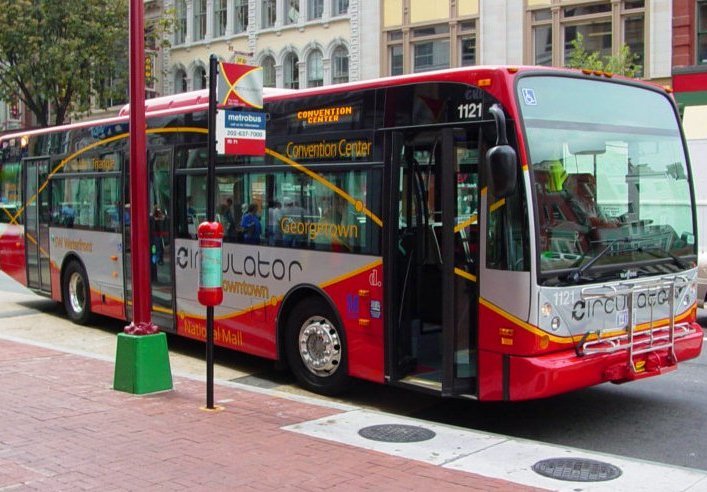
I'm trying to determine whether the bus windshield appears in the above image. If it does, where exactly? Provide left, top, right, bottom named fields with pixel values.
left=517, top=75, right=695, bottom=281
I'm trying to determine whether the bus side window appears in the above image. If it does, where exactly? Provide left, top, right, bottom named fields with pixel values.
left=175, top=173, right=206, bottom=240
left=485, top=149, right=529, bottom=271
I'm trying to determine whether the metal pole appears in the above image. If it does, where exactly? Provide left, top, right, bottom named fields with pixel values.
left=127, top=0, right=156, bottom=334
left=205, top=54, right=218, bottom=409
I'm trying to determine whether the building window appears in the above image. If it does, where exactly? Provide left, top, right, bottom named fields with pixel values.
left=98, top=55, right=128, bottom=108
left=308, top=0, right=323, bottom=20
left=332, top=0, right=348, bottom=16
left=175, top=0, right=187, bottom=44
left=390, top=45, right=403, bottom=75
left=175, top=69, right=187, bottom=93
left=262, top=0, right=276, bottom=28
left=234, top=0, right=249, bottom=34
left=285, top=0, right=299, bottom=24
left=530, top=8, right=553, bottom=66
left=284, top=53, right=300, bottom=89
left=193, top=0, right=207, bottom=41
left=459, top=21, right=476, bottom=66
left=332, top=46, right=349, bottom=83
left=564, top=22, right=612, bottom=61
left=698, top=1, right=707, bottom=63
left=307, top=50, right=323, bottom=87
left=214, top=0, right=227, bottom=38
left=528, top=1, right=645, bottom=76
left=262, top=56, right=276, bottom=87
left=194, top=66, right=207, bottom=90
left=624, top=14, right=644, bottom=76
left=412, top=25, right=450, bottom=73
left=413, top=40, right=449, bottom=72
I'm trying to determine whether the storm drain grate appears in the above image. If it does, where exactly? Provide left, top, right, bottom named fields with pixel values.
left=532, top=458, right=622, bottom=482
left=358, top=424, right=436, bottom=443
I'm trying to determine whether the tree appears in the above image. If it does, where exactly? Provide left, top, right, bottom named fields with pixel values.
left=565, top=33, right=642, bottom=78
left=0, top=0, right=128, bottom=127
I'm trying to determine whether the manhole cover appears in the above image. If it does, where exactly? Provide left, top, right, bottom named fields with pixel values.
left=532, top=458, right=622, bottom=482
left=358, top=424, right=436, bottom=443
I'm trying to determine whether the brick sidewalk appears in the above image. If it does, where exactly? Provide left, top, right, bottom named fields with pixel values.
left=0, top=338, right=542, bottom=491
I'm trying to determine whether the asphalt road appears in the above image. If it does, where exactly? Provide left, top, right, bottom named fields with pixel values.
left=1, top=271, right=706, bottom=472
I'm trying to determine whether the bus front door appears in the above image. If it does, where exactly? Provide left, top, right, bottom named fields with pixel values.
left=386, top=128, right=478, bottom=397
left=23, top=158, right=51, bottom=293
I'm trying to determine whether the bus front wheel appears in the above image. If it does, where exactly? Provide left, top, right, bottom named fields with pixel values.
left=285, top=297, right=350, bottom=395
left=62, top=261, right=92, bottom=325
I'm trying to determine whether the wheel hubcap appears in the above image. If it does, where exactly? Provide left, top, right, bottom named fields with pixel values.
left=68, top=272, right=85, bottom=314
left=298, top=316, right=341, bottom=377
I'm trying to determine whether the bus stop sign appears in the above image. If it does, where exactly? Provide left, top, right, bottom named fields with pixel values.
left=216, top=110, right=266, bottom=156
left=217, top=62, right=263, bottom=109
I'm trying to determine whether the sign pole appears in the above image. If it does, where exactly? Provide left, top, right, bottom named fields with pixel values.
left=127, top=0, right=156, bottom=333
left=205, top=54, right=219, bottom=410
left=113, top=0, right=172, bottom=396
left=199, top=56, right=262, bottom=410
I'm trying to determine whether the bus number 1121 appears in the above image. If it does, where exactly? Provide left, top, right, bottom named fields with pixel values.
left=457, top=102, right=483, bottom=120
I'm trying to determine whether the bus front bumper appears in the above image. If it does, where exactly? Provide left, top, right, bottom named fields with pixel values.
left=506, top=322, right=704, bottom=401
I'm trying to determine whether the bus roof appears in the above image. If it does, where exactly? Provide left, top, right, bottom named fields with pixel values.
left=117, top=86, right=297, bottom=116
left=0, top=65, right=649, bottom=143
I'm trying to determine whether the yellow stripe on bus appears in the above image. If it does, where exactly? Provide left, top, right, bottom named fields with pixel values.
left=179, top=259, right=384, bottom=322
left=265, top=148, right=383, bottom=228
left=454, top=268, right=477, bottom=283
left=23, top=232, right=49, bottom=258
left=10, top=127, right=209, bottom=226
left=489, top=198, right=506, bottom=213
left=320, top=259, right=383, bottom=289
left=480, top=297, right=696, bottom=345
left=454, top=214, right=477, bottom=234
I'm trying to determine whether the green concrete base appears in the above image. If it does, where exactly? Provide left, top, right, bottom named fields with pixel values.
left=113, top=332, right=173, bottom=394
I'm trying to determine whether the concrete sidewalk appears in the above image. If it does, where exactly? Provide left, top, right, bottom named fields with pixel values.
left=0, top=337, right=538, bottom=491
left=1, top=275, right=706, bottom=491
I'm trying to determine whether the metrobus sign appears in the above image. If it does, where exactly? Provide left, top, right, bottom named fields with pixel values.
left=216, top=110, right=266, bottom=156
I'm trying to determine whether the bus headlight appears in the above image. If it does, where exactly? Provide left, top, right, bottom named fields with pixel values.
left=541, top=303, right=552, bottom=317
left=551, top=317, right=561, bottom=331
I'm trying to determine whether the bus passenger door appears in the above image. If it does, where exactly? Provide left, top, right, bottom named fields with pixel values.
left=385, top=128, right=478, bottom=397
left=149, top=148, right=175, bottom=327
left=23, top=158, right=51, bottom=293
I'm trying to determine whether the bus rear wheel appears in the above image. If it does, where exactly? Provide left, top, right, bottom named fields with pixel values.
left=285, top=297, right=350, bottom=396
left=62, top=261, right=92, bottom=325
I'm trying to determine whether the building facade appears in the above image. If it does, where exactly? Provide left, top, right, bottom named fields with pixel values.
left=380, top=0, right=672, bottom=84
left=165, top=0, right=379, bottom=93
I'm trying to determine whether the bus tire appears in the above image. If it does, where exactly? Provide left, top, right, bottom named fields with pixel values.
left=62, top=260, right=92, bottom=325
left=285, top=297, right=350, bottom=396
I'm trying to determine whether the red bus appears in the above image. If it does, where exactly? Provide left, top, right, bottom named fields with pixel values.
left=0, top=66, right=702, bottom=400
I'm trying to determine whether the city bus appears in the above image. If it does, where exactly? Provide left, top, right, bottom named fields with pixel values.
left=0, top=66, right=702, bottom=401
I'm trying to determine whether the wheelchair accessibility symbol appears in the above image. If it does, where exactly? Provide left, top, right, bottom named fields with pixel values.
left=521, top=88, right=537, bottom=106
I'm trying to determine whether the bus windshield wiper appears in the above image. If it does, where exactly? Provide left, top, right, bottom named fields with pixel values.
left=565, top=238, right=629, bottom=284
left=637, top=246, right=689, bottom=269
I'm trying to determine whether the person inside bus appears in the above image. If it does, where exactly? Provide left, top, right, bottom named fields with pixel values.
left=280, top=197, right=305, bottom=246
left=220, top=197, right=237, bottom=240
left=240, top=202, right=262, bottom=244
left=61, top=203, right=75, bottom=228
left=267, top=200, right=283, bottom=245
left=151, top=204, right=166, bottom=265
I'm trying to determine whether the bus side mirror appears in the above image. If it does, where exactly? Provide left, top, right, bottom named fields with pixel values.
left=486, top=145, right=517, bottom=198
left=487, top=104, right=517, bottom=198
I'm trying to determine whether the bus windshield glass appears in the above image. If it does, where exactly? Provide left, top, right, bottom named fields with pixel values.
left=517, top=75, right=695, bottom=281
